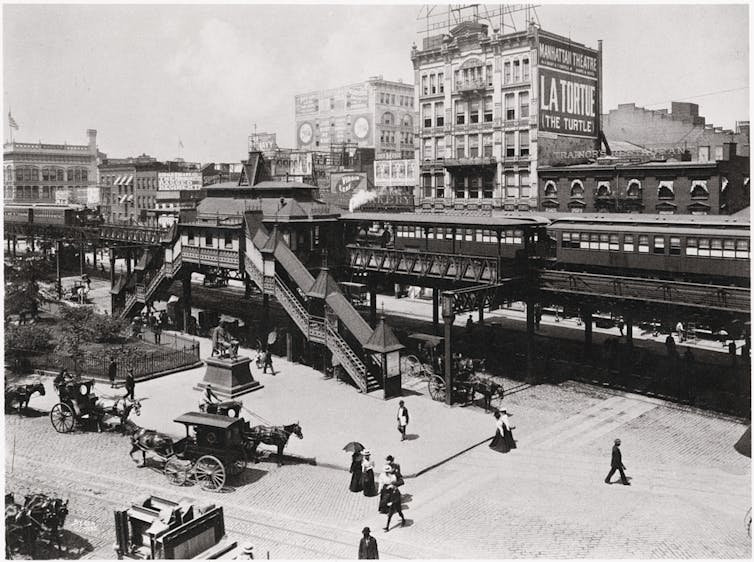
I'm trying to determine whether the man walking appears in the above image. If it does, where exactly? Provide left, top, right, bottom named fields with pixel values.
left=124, top=368, right=135, bottom=400
left=263, top=347, right=275, bottom=375
left=604, top=438, right=630, bottom=485
left=358, top=527, right=378, bottom=559
left=108, top=357, right=117, bottom=388
left=384, top=485, right=406, bottom=532
left=396, top=400, right=409, bottom=441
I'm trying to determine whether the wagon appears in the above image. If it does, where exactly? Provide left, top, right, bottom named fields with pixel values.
left=49, top=378, right=99, bottom=433
left=428, top=356, right=505, bottom=409
left=401, top=333, right=443, bottom=380
left=199, top=400, right=242, bottom=418
left=160, top=412, right=249, bottom=492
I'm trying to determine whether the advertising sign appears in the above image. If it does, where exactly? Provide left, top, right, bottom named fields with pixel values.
left=269, top=151, right=313, bottom=177
left=295, top=94, right=319, bottom=115
left=158, top=172, right=203, bottom=191
left=330, top=172, right=367, bottom=194
left=374, top=159, right=417, bottom=187
left=537, top=37, right=600, bottom=139
left=347, top=84, right=370, bottom=110
left=248, top=133, right=277, bottom=152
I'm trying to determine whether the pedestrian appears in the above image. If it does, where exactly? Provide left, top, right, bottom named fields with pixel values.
left=263, top=347, right=275, bottom=375
left=385, top=455, right=403, bottom=486
left=235, top=543, right=254, bottom=560
left=384, top=485, right=406, bottom=532
left=108, top=356, right=117, bottom=388
left=358, top=527, right=379, bottom=559
left=665, top=334, right=676, bottom=357
left=124, top=368, right=135, bottom=400
left=534, top=305, right=542, bottom=331
left=728, top=340, right=738, bottom=365
left=489, top=409, right=515, bottom=453
left=361, top=450, right=377, bottom=497
left=617, top=317, right=625, bottom=336
left=100, top=263, right=106, bottom=274
left=396, top=400, right=409, bottom=441
left=153, top=316, right=162, bottom=345
left=377, top=464, right=396, bottom=513
left=604, top=438, right=630, bottom=485
left=466, top=315, right=473, bottom=335
left=676, top=321, right=685, bottom=342
left=349, top=452, right=364, bottom=493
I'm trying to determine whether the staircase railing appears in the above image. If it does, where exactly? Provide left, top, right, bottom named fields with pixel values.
left=273, top=274, right=309, bottom=335
left=326, top=324, right=368, bottom=393
left=120, top=251, right=183, bottom=319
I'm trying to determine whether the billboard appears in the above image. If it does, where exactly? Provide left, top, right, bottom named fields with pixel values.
left=295, top=94, right=319, bottom=115
left=330, top=172, right=367, bottom=194
left=346, top=84, right=370, bottom=110
left=374, top=159, right=417, bottom=187
left=537, top=37, right=600, bottom=139
left=248, top=133, right=277, bottom=152
left=158, top=172, right=203, bottom=191
left=269, top=151, right=313, bottom=178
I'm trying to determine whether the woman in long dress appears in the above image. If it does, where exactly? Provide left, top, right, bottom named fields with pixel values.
left=377, top=464, right=397, bottom=513
left=489, top=410, right=510, bottom=453
left=361, top=451, right=377, bottom=496
left=349, top=452, right=363, bottom=492
left=501, top=409, right=517, bottom=450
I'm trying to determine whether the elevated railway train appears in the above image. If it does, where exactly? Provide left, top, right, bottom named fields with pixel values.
left=343, top=212, right=750, bottom=286
left=4, top=203, right=104, bottom=229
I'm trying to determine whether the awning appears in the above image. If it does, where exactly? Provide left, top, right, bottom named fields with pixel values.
left=124, top=175, right=134, bottom=185
left=119, top=195, right=128, bottom=203
left=127, top=194, right=134, bottom=202
left=114, top=176, right=124, bottom=185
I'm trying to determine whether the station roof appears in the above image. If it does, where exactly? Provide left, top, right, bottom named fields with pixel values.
left=340, top=212, right=548, bottom=228
left=174, top=412, right=242, bottom=429
left=544, top=212, right=750, bottom=227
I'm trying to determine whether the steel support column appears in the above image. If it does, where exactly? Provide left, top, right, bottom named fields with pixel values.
left=583, top=306, right=593, bottom=356
left=369, top=284, right=377, bottom=326
left=525, top=297, right=535, bottom=384
left=109, top=247, right=116, bottom=288
left=79, top=240, right=85, bottom=276
left=182, top=276, right=192, bottom=333
left=432, top=288, right=439, bottom=335
left=625, top=312, right=634, bottom=347
left=56, top=240, right=63, bottom=299
left=126, top=248, right=132, bottom=276
left=442, top=292, right=455, bottom=406
left=12, top=235, right=17, bottom=258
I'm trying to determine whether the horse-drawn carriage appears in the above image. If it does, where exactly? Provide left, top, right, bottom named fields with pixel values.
left=50, top=377, right=141, bottom=433
left=5, top=381, right=46, bottom=415
left=198, top=400, right=242, bottom=418
left=400, top=333, right=443, bottom=380
left=130, top=412, right=249, bottom=492
left=5, top=491, right=69, bottom=558
left=427, top=357, right=505, bottom=411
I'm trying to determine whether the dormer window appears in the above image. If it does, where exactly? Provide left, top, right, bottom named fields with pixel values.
left=626, top=179, right=642, bottom=198
left=544, top=180, right=557, bottom=197
left=657, top=181, right=674, bottom=200
left=690, top=180, right=709, bottom=199
left=570, top=180, right=584, bottom=198
left=596, top=181, right=611, bottom=197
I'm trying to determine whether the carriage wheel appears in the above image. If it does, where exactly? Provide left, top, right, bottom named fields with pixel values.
left=401, top=355, right=422, bottom=378
left=164, top=457, right=188, bottom=486
left=428, top=375, right=447, bottom=402
left=50, top=403, right=75, bottom=433
left=193, top=455, right=225, bottom=491
left=227, top=448, right=247, bottom=476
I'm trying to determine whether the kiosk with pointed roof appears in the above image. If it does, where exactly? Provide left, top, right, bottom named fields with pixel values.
left=364, top=315, right=405, bottom=399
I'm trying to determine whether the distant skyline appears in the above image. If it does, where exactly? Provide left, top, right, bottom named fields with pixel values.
left=3, top=3, right=749, bottom=163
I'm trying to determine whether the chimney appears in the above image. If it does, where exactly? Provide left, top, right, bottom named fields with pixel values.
left=87, top=129, right=97, bottom=150
left=722, top=142, right=737, bottom=161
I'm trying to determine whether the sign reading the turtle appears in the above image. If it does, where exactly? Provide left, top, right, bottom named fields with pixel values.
left=353, top=116, right=370, bottom=140
left=298, top=122, right=314, bottom=145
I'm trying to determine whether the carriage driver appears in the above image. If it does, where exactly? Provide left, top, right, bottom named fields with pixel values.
left=199, top=384, right=221, bottom=412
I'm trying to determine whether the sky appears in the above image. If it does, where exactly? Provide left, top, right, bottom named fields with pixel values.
left=2, top=2, right=750, bottom=164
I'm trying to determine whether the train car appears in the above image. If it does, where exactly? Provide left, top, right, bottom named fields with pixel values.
left=342, top=212, right=549, bottom=259
left=545, top=214, right=750, bottom=285
left=3, top=204, right=33, bottom=224
left=3, top=203, right=102, bottom=229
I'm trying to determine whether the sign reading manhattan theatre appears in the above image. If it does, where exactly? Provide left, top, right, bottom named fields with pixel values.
left=538, top=37, right=600, bottom=138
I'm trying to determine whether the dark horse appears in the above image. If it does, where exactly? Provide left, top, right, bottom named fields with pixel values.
left=5, top=382, right=46, bottom=415
left=129, top=427, right=175, bottom=467
left=459, top=359, right=505, bottom=412
left=244, top=422, right=303, bottom=465
left=5, top=492, right=68, bottom=558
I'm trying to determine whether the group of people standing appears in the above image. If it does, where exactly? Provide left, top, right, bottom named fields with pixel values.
left=349, top=451, right=406, bottom=532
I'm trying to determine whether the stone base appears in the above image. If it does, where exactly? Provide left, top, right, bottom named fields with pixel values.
left=193, top=356, right=263, bottom=399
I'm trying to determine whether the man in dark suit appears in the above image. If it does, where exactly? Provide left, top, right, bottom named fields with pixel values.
left=605, top=438, right=630, bottom=485
left=358, top=527, right=378, bottom=559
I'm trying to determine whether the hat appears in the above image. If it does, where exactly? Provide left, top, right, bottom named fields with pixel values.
left=614, top=438, right=621, bottom=445
left=362, top=527, right=371, bottom=534
left=241, top=543, right=254, bottom=555
left=500, top=409, right=507, bottom=414
left=383, top=464, right=393, bottom=473
left=385, top=455, right=394, bottom=462
left=362, top=450, right=371, bottom=456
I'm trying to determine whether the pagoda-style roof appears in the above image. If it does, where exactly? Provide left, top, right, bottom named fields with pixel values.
left=308, top=267, right=339, bottom=299
left=364, top=316, right=404, bottom=353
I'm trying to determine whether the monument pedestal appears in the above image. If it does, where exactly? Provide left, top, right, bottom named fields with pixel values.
left=194, top=356, right=263, bottom=399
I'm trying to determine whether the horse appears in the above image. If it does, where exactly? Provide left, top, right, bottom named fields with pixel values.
left=243, top=422, right=303, bottom=465
left=129, top=427, right=175, bottom=467
left=5, top=496, right=39, bottom=558
left=5, top=382, right=46, bottom=415
left=23, top=493, right=68, bottom=555
left=92, top=396, right=142, bottom=432
left=467, top=374, right=505, bottom=412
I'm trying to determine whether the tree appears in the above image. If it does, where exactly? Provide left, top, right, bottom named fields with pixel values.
left=4, top=258, right=55, bottom=323
left=55, top=307, right=127, bottom=372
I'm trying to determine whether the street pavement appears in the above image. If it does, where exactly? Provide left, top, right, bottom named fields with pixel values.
left=6, top=325, right=751, bottom=558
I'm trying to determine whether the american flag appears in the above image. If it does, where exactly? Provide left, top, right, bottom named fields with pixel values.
left=8, top=112, right=19, bottom=130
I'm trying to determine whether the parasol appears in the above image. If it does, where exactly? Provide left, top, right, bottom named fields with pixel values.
left=343, top=441, right=365, bottom=453
left=267, top=330, right=278, bottom=346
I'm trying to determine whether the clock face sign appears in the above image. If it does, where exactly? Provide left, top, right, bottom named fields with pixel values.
left=298, top=122, right=313, bottom=144
left=353, top=116, right=370, bottom=140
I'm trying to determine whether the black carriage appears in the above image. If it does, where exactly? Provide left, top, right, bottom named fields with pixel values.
left=427, top=356, right=505, bottom=410
left=198, top=400, right=242, bottom=418
left=160, top=413, right=248, bottom=492
left=401, top=333, right=443, bottom=380
left=49, top=378, right=99, bottom=433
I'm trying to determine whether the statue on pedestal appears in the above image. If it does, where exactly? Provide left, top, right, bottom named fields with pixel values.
left=211, top=321, right=239, bottom=359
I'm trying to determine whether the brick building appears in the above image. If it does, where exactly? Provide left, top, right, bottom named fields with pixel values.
left=3, top=129, right=102, bottom=205
left=538, top=142, right=749, bottom=215
left=295, top=76, right=415, bottom=159
left=412, top=18, right=602, bottom=211
left=603, top=102, right=750, bottom=161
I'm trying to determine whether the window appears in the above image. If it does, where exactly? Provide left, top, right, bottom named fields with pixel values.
left=382, top=111, right=394, bottom=125
left=503, top=61, right=511, bottom=84
left=562, top=232, right=571, bottom=248
left=329, top=97, right=335, bottom=110
left=423, top=104, right=432, bottom=128
left=596, top=181, right=611, bottom=197
left=698, top=146, right=710, bottom=162
left=469, top=178, right=481, bottom=199
left=224, top=234, right=233, bottom=249
left=686, top=237, right=698, bottom=256
left=504, top=172, right=518, bottom=198
left=483, top=175, right=494, bottom=198
left=652, top=236, right=665, bottom=254
left=436, top=137, right=445, bottom=159
left=715, top=146, right=724, bottom=160
left=513, top=59, right=521, bottom=82
left=455, top=100, right=466, bottom=125
left=544, top=181, right=557, bottom=197
left=657, top=181, right=674, bottom=199
left=422, top=76, right=428, bottom=95
left=609, top=234, right=620, bottom=251
left=690, top=180, right=709, bottom=199
left=455, top=136, right=465, bottom=159
left=187, top=231, right=195, bottom=245
left=205, top=233, right=213, bottom=246
left=469, top=99, right=479, bottom=124
left=484, top=97, right=493, bottom=122
left=670, top=237, right=681, bottom=255
left=486, top=64, right=493, bottom=86
left=626, top=179, right=641, bottom=198
left=438, top=73, right=444, bottom=93
left=723, top=239, right=735, bottom=258
left=697, top=238, right=711, bottom=257
left=430, top=74, right=436, bottom=94
left=469, top=135, right=479, bottom=157
left=455, top=181, right=465, bottom=198
left=570, top=180, right=584, bottom=198
left=436, top=102, right=444, bottom=127
left=423, top=138, right=433, bottom=160
left=522, top=58, right=530, bottom=81
left=638, top=235, right=649, bottom=253
left=505, top=93, right=515, bottom=120
left=735, top=239, right=749, bottom=259
left=505, top=131, right=515, bottom=157
left=519, top=130, right=529, bottom=157
left=710, top=239, right=723, bottom=258
left=519, top=92, right=529, bottom=118
left=482, top=133, right=493, bottom=157
left=422, top=175, right=432, bottom=197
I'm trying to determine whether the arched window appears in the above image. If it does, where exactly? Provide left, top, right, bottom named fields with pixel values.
left=402, top=114, right=412, bottom=128
left=381, top=111, right=394, bottom=126
left=626, top=179, right=642, bottom=198
left=596, top=181, right=611, bottom=197
left=570, top=180, right=584, bottom=198
left=544, top=180, right=557, bottom=197
left=690, top=180, right=709, bottom=199
left=657, top=181, right=674, bottom=200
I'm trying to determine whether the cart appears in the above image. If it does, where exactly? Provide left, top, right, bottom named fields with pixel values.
left=401, top=333, right=443, bottom=380
left=49, top=378, right=100, bottom=433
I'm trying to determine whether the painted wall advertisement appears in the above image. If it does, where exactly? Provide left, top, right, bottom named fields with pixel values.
left=158, top=172, right=203, bottom=191
left=269, top=152, right=313, bottom=178
left=374, top=159, right=417, bottom=187
left=330, top=172, right=367, bottom=194
left=537, top=37, right=600, bottom=139
left=248, top=133, right=277, bottom=152
left=295, top=94, right=319, bottom=115
left=346, top=84, right=370, bottom=110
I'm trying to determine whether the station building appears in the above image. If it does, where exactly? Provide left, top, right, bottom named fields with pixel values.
left=3, top=129, right=102, bottom=205
left=294, top=76, right=415, bottom=159
left=538, top=142, right=750, bottom=215
left=412, top=20, right=602, bottom=212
